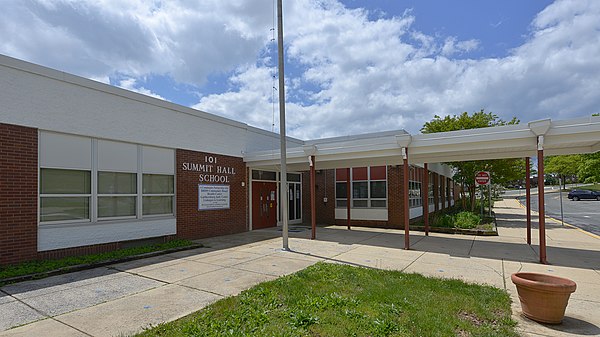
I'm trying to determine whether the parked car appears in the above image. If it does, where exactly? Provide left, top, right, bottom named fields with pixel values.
left=567, top=189, right=600, bottom=201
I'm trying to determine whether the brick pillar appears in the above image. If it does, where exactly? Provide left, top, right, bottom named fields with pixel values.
left=0, top=123, right=38, bottom=265
left=387, top=165, right=403, bottom=228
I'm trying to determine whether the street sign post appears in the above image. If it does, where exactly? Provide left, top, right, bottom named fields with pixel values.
left=475, top=171, right=491, bottom=217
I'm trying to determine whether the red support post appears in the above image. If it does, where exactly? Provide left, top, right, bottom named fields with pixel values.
left=346, top=167, right=351, bottom=230
left=525, top=157, right=531, bottom=245
left=310, top=155, right=316, bottom=240
left=537, top=147, right=547, bottom=264
left=423, top=163, right=429, bottom=236
left=403, top=149, right=410, bottom=250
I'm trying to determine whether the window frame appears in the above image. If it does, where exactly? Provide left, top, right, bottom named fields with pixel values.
left=97, top=171, right=138, bottom=221
left=335, top=166, right=387, bottom=209
left=39, top=136, right=175, bottom=226
left=39, top=167, right=92, bottom=224
left=142, top=173, right=175, bottom=217
left=409, top=180, right=422, bottom=209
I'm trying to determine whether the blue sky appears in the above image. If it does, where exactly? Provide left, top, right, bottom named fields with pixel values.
left=1, top=0, right=598, bottom=139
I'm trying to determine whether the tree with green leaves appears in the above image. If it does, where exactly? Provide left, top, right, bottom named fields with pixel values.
left=545, top=155, right=581, bottom=189
left=421, top=110, right=525, bottom=211
left=578, top=152, right=600, bottom=184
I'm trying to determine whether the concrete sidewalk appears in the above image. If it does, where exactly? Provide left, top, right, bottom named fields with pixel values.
left=1, top=198, right=598, bottom=336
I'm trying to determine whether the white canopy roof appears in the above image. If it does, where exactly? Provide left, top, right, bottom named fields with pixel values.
left=244, top=116, right=600, bottom=172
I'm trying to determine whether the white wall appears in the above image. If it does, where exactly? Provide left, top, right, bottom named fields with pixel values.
left=335, top=208, right=388, bottom=221
left=39, top=218, right=176, bottom=251
left=0, top=55, right=302, bottom=158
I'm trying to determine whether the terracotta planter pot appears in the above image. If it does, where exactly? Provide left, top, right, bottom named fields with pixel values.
left=511, top=272, right=577, bottom=324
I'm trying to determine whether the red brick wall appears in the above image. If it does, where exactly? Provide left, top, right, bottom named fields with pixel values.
left=387, top=165, right=403, bottom=228
left=0, top=123, right=38, bottom=265
left=302, top=169, right=335, bottom=226
left=176, top=149, right=247, bottom=239
left=308, top=165, right=455, bottom=229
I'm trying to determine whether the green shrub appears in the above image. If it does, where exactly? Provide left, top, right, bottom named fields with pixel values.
left=453, top=212, right=481, bottom=229
left=433, top=214, right=455, bottom=228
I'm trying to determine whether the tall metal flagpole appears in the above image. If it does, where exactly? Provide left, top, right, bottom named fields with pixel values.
left=277, top=0, right=289, bottom=250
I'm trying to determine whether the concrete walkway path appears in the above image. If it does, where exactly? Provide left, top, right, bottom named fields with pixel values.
left=1, top=198, right=598, bottom=336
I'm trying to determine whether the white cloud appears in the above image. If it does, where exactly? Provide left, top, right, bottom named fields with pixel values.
left=2, top=0, right=600, bottom=140
left=118, top=78, right=165, bottom=100
left=197, top=0, right=600, bottom=139
left=0, top=0, right=273, bottom=84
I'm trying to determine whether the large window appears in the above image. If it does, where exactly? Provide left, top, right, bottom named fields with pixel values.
left=335, top=166, right=387, bottom=209
left=98, top=172, right=137, bottom=219
left=409, top=180, right=422, bottom=208
left=39, top=132, right=175, bottom=224
left=40, top=168, right=91, bottom=222
left=428, top=172, right=435, bottom=206
left=143, top=174, right=174, bottom=216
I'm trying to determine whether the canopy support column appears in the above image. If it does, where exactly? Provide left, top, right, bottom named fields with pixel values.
left=403, top=148, right=410, bottom=250
left=310, top=155, right=316, bottom=240
left=525, top=157, right=531, bottom=245
left=537, top=137, right=547, bottom=264
left=423, top=163, right=429, bottom=236
left=346, top=168, right=351, bottom=230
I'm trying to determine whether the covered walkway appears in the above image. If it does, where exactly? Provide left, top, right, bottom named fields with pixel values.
left=1, top=198, right=598, bottom=336
left=245, top=116, right=600, bottom=264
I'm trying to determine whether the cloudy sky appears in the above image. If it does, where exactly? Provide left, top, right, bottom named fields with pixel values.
left=1, top=0, right=599, bottom=140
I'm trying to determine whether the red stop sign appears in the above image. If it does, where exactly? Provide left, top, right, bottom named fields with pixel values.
left=475, top=171, right=490, bottom=186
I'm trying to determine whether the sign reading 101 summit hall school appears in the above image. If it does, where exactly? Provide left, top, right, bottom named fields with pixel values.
left=182, top=155, right=234, bottom=211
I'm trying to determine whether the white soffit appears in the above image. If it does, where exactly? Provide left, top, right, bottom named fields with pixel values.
left=245, top=116, right=600, bottom=167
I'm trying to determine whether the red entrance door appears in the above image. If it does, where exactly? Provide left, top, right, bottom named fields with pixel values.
left=252, top=182, right=277, bottom=229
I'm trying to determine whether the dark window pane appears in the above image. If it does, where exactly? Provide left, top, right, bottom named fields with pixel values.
left=352, top=182, right=368, bottom=198
left=40, top=197, right=89, bottom=222
left=336, top=199, right=347, bottom=208
left=143, top=174, right=174, bottom=194
left=353, top=200, right=368, bottom=208
left=336, top=182, right=347, bottom=198
left=370, top=181, right=386, bottom=198
left=371, top=200, right=386, bottom=208
left=98, top=172, right=136, bottom=194
left=41, top=169, right=90, bottom=194
left=252, top=170, right=277, bottom=181
left=98, top=196, right=136, bottom=218
left=143, top=196, right=173, bottom=215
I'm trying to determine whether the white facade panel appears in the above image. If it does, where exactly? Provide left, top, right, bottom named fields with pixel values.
left=98, top=139, right=138, bottom=172
left=335, top=208, right=388, bottom=221
left=0, top=57, right=300, bottom=157
left=143, top=146, right=175, bottom=174
left=38, top=218, right=176, bottom=251
left=40, top=131, right=91, bottom=169
left=409, top=207, right=423, bottom=219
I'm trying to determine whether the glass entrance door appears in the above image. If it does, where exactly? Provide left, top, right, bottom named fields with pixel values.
left=288, top=182, right=302, bottom=224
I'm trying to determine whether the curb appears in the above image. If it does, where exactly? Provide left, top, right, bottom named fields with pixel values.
left=0, top=243, right=204, bottom=286
left=514, top=198, right=600, bottom=240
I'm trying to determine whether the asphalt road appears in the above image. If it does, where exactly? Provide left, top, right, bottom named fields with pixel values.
left=517, top=192, right=600, bottom=236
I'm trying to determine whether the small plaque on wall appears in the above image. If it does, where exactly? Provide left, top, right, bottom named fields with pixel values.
left=198, top=184, right=230, bottom=210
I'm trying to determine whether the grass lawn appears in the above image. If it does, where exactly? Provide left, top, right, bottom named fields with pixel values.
left=575, top=184, right=600, bottom=191
left=0, top=239, right=195, bottom=284
left=137, top=263, right=517, bottom=337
